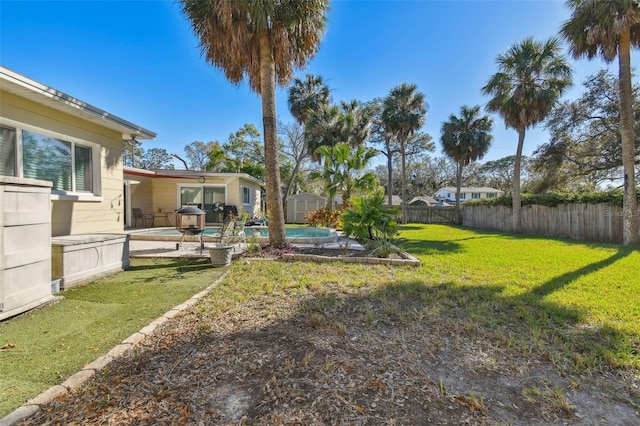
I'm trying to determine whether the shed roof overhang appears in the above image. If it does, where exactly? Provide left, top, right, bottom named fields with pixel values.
left=0, top=66, right=156, bottom=140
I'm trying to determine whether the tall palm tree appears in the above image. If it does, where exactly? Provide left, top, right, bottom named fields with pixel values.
left=284, top=74, right=331, bottom=203
left=482, top=37, right=572, bottom=232
left=288, top=74, right=331, bottom=126
left=305, top=101, right=368, bottom=162
left=180, top=0, right=329, bottom=248
left=382, top=83, right=427, bottom=224
left=561, top=0, right=640, bottom=246
left=441, top=105, right=494, bottom=223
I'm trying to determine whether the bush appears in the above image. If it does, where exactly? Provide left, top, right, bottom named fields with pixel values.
left=463, top=188, right=640, bottom=208
left=304, top=207, right=342, bottom=228
left=341, top=190, right=398, bottom=240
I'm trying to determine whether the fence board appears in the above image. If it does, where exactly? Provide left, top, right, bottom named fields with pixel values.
left=404, top=206, right=457, bottom=224
left=461, top=203, right=639, bottom=245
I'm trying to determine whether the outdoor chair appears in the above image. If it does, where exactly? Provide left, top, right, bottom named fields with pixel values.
left=213, top=216, right=236, bottom=244
left=132, top=208, right=153, bottom=227
left=227, top=219, right=246, bottom=244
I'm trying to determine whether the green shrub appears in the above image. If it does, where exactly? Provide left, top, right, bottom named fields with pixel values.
left=464, top=188, right=639, bottom=208
left=341, top=190, right=398, bottom=240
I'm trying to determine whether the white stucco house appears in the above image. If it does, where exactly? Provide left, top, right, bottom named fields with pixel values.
left=433, top=187, right=503, bottom=203
left=1, top=66, right=155, bottom=319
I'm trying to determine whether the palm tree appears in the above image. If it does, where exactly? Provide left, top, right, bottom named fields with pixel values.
left=482, top=37, right=572, bottom=233
left=305, top=101, right=368, bottom=162
left=180, top=0, right=329, bottom=248
left=561, top=0, right=640, bottom=246
left=382, top=83, right=427, bottom=224
left=283, top=75, right=331, bottom=204
left=312, top=143, right=379, bottom=210
left=288, top=74, right=331, bottom=126
left=441, top=105, right=494, bottom=223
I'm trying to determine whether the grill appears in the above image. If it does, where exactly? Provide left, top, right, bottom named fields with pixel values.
left=175, top=205, right=206, bottom=252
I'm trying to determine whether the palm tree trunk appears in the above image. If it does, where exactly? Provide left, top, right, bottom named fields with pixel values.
left=259, top=32, right=287, bottom=247
left=400, top=138, right=407, bottom=224
left=512, top=129, right=526, bottom=233
left=455, top=163, right=462, bottom=225
left=618, top=29, right=639, bottom=246
left=386, top=140, right=394, bottom=207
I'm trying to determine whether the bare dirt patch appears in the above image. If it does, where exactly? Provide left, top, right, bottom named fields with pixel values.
left=17, top=268, right=640, bottom=425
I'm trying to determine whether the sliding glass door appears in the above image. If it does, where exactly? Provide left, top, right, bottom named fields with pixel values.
left=179, top=185, right=226, bottom=224
left=203, top=187, right=225, bottom=223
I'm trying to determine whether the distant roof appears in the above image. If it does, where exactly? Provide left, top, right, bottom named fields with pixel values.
left=436, top=187, right=503, bottom=194
left=124, top=166, right=264, bottom=186
left=385, top=195, right=403, bottom=206
left=0, top=66, right=156, bottom=140
left=409, top=196, right=438, bottom=205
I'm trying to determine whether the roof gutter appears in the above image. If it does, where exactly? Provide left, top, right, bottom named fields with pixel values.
left=0, top=66, right=156, bottom=140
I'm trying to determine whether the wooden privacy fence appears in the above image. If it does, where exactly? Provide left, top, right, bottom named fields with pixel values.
left=462, top=203, right=640, bottom=244
left=404, top=205, right=457, bottom=224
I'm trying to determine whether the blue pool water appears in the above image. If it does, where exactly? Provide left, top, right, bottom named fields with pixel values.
left=130, top=226, right=336, bottom=242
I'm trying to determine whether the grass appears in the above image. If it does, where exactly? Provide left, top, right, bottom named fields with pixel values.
left=0, top=258, right=224, bottom=417
left=197, top=224, right=640, bottom=372
left=1, top=224, right=639, bottom=418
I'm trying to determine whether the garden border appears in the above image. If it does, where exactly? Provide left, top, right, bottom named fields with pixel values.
left=281, top=251, right=420, bottom=267
left=0, top=272, right=229, bottom=426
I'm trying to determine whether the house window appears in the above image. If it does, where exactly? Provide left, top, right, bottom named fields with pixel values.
left=0, top=125, right=17, bottom=177
left=1, top=121, right=99, bottom=196
left=472, top=193, right=480, bottom=199
left=22, top=130, right=93, bottom=192
left=460, top=193, right=466, bottom=200
left=487, top=193, right=497, bottom=198
left=242, top=187, right=250, bottom=205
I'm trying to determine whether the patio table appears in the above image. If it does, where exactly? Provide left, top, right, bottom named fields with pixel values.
left=152, top=212, right=172, bottom=226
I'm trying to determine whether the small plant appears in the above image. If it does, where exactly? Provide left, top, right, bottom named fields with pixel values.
left=368, top=236, right=401, bottom=258
left=246, top=232, right=262, bottom=255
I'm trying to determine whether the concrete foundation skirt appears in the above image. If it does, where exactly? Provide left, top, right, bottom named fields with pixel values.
left=209, top=244, right=233, bottom=267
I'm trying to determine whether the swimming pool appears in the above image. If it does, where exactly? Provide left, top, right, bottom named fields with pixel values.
left=128, top=226, right=338, bottom=244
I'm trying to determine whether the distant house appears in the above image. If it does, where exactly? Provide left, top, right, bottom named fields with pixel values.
left=433, top=187, right=503, bottom=203
left=1, top=66, right=155, bottom=318
left=124, top=167, right=264, bottom=225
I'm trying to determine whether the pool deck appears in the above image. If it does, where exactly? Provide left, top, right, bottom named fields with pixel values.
left=127, top=227, right=363, bottom=259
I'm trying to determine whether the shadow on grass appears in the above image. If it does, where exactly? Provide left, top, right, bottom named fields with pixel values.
left=127, top=258, right=213, bottom=273
left=23, top=273, right=637, bottom=424
left=530, top=247, right=635, bottom=298
left=400, top=239, right=463, bottom=256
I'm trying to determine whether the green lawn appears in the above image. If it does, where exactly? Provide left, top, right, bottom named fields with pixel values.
left=399, top=225, right=639, bottom=336
left=1, top=225, right=638, bottom=418
left=0, top=258, right=225, bottom=417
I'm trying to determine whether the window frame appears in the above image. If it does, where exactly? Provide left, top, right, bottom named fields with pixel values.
left=242, top=186, right=251, bottom=205
left=0, top=118, right=102, bottom=201
left=0, top=125, right=18, bottom=177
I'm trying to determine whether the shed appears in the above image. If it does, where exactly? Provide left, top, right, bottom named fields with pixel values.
left=286, top=193, right=327, bottom=224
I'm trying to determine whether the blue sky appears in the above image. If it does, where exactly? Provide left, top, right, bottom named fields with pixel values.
left=1, top=0, right=629, bottom=168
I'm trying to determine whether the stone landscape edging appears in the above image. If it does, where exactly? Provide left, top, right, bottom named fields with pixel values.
left=0, top=272, right=229, bottom=426
left=281, top=251, right=420, bottom=267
